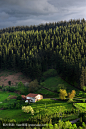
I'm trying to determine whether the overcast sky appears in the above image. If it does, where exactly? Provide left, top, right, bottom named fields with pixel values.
left=0, top=0, right=86, bottom=30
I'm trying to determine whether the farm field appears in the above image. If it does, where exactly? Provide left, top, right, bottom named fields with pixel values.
left=0, top=68, right=86, bottom=129
left=0, top=91, right=18, bottom=102
left=0, top=98, right=79, bottom=122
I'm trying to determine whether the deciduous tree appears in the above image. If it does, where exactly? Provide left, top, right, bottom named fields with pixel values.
left=59, top=89, right=67, bottom=100
left=68, top=90, right=76, bottom=99
left=22, top=106, right=34, bottom=115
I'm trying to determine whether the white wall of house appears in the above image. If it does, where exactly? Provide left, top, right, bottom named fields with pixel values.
left=35, top=95, right=43, bottom=100
left=26, top=97, right=35, bottom=102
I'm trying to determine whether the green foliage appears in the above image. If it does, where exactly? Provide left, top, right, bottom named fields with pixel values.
left=72, top=123, right=77, bottom=129
left=57, top=84, right=66, bottom=92
left=63, top=120, right=72, bottom=129
left=42, top=69, right=57, bottom=81
left=82, top=99, right=85, bottom=103
left=82, top=122, right=86, bottom=128
left=9, top=87, right=16, bottom=92
left=17, top=81, right=24, bottom=88
left=82, top=86, right=86, bottom=91
left=22, top=106, right=34, bottom=115
left=67, top=99, right=74, bottom=103
left=28, top=79, right=40, bottom=92
left=82, top=114, right=86, bottom=123
left=8, top=119, right=16, bottom=123
left=40, top=82, right=45, bottom=86
left=16, top=95, right=22, bottom=100
left=0, top=86, right=2, bottom=89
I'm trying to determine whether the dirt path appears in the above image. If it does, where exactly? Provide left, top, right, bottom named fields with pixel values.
left=0, top=69, right=32, bottom=87
left=70, top=118, right=80, bottom=124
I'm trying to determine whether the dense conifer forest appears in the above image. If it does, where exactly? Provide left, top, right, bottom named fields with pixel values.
left=0, top=18, right=86, bottom=91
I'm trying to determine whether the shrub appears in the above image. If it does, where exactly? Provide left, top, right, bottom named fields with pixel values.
left=8, top=81, right=11, bottom=85
left=78, top=91, right=84, bottom=97
left=9, top=87, right=16, bottom=92
left=82, top=99, right=85, bottom=103
left=22, top=106, right=34, bottom=115
left=82, top=122, right=86, bottom=128
left=2, top=104, right=8, bottom=109
left=16, top=95, right=22, bottom=100
left=0, top=86, right=2, bottom=89
left=82, top=86, right=86, bottom=91
left=82, top=114, right=86, bottom=123
left=2, top=88, right=6, bottom=91
left=14, top=100, right=22, bottom=109
left=67, top=99, right=74, bottom=103
left=18, top=81, right=24, bottom=88
left=8, top=119, right=16, bottom=123
left=78, top=112, right=85, bottom=118
left=2, top=86, right=10, bottom=91
left=57, top=84, right=66, bottom=92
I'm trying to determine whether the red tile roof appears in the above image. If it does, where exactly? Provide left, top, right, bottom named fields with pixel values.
left=26, top=93, right=39, bottom=98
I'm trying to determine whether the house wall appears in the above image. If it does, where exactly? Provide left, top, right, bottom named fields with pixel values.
left=26, top=97, right=35, bottom=102
left=35, top=95, right=43, bottom=101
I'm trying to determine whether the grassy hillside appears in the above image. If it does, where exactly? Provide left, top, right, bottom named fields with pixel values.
left=34, top=73, right=82, bottom=98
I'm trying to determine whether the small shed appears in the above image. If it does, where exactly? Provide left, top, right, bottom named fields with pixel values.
left=21, top=95, right=26, bottom=100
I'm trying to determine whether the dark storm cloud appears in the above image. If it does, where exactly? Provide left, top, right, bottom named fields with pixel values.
left=0, top=0, right=86, bottom=29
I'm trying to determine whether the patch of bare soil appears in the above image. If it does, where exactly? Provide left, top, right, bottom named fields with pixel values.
left=0, top=69, right=32, bottom=87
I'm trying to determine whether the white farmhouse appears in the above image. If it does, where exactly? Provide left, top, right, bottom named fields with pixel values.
left=25, top=93, right=43, bottom=103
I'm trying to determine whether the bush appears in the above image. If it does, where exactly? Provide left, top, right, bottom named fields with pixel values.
left=2, top=104, right=8, bottom=109
left=82, top=114, right=86, bottom=123
left=82, top=99, right=85, bottom=103
left=67, top=99, right=74, bottom=103
left=8, top=81, right=11, bottom=85
left=9, top=87, right=16, bottom=92
left=17, top=81, right=24, bottom=88
left=57, top=84, right=66, bottom=92
left=2, top=88, right=6, bottom=91
left=22, top=106, right=34, bottom=115
left=82, top=86, right=86, bottom=91
left=78, top=112, right=85, bottom=118
left=0, top=86, right=2, bottom=89
left=2, top=86, right=10, bottom=91
left=16, top=95, right=22, bottom=100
